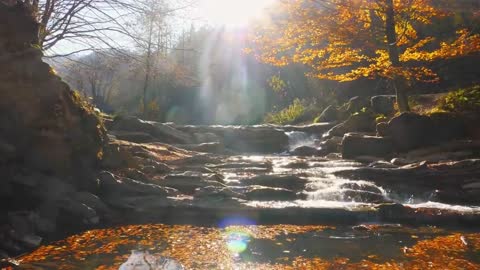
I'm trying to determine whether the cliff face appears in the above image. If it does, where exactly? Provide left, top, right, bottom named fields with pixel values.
left=0, top=2, right=106, bottom=178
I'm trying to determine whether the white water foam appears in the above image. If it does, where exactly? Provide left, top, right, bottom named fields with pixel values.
left=285, top=131, right=318, bottom=151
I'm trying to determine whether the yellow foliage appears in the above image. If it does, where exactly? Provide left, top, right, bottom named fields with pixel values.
left=17, top=224, right=480, bottom=270
left=249, top=0, right=480, bottom=83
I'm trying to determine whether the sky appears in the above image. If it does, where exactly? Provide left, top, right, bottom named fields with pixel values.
left=46, top=0, right=276, bottom=58
left=196, top=0, right=275, bottom=27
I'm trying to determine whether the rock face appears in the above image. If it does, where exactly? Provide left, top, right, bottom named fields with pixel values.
left=0, top=3, right=107, bottom=257
left=0, top=4, right=105, bottom=175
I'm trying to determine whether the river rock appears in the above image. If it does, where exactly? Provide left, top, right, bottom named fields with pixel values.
left=371, top=95, right=395, bottom=115
left=390, top=157, right=413, bottom=166
left=241, top=175, right=308, bottom=191
left=101, top=142, right=138, bottom=169
left=382, top=112, right=469, bottom=152
left=0, top=139, right=16, bottom=161
left=194, top=186, right=244, bottom=200
left=59, top=198, right=99, bottom=225
left=291, top=146, right=323, bottom=156
left=111, top=116, right=193, bottom=144
left=368, top=160, right=398, bottom=169
left=171, top=125, right=289, bottom=153
left=321, top=136, right=343, bottom=153
left=222, top=127, right=289, bottom=153
left=179, top=142, right=225, bottom=154
left=193, top=132, right=221, bottom=143
left=109, top=131, right=155, bottom=143
left=160, top=174, right=227, bottom=194
left=141, top=162, right=172, bottom=174
left=244, top=186, right=298, bottom=201
left=122, top=168, right=148, bottom=181
left=429, top=112, right=467, bottom=143
left=463, top=181, right=480, bottom=190
left=341, top=133, right=394, bottom=159
left=283, top=123, right=337, bottom=135
left=376, top=122, right=388, bottom=137
left=324, top=112, right=375, bottom=138
left=382, top=112, right=434, bottom=151
left=72, top=192, right=110, bottom=213
left=98, top=171, right=173, bottom=197
left=342, top=190, right=388, bottom=203
left=340, top=182, right=384, bottom=194
left=344, top=96, right=370, bottom=114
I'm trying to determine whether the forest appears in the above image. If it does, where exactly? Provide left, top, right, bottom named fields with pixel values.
left=1, top=0, right=480, bottom=269
left=42, top=0, right=479, bottom=125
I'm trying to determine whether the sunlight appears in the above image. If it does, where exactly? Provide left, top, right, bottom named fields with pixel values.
left=198, top=0, right=274, bottom=27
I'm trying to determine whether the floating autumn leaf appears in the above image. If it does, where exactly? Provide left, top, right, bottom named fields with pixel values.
left=16, top=224, right=480, bottom=269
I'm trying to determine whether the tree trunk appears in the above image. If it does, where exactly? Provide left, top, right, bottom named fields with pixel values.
left=394, top=79, right=409, bottom=113
left=142, top=17, right=154, bottom=117
left=385, top=0, right=410, bottom=112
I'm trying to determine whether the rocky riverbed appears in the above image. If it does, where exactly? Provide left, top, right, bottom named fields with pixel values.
left=3, top=114, right=480, bottom=268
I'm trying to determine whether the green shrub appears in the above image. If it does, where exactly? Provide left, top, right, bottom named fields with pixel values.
left=264, top=98, right=306, bottom=125
left=435, top=85, right=480, bottom=114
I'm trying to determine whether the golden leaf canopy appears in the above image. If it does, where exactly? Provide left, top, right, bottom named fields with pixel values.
left=250, top=0, right=480, bottom=82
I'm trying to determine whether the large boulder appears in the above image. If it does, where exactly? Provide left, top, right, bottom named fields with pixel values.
left=320, top=136, right=343, bottom=153
left=341, top=133, right=395, bottom=159
left=324, top=111, right=375, bottom=138
left=343, top=96, right=370, bottom=115
left=317, top=105, right=338, bottom=122
left=428, top=112, right=467, bottom=142
left=382, top=112, right=434, bottom=151
left=381, top=112, right=467, bottom=152
left=0, top=3, right=106, bottom=176
left=371, top=95, right=395, bottom=115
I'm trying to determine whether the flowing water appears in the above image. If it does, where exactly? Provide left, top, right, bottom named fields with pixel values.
left=16, top=131, right=480, bottom=269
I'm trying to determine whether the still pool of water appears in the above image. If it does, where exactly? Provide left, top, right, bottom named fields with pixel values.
left=16, top=223, right=480, bottom=269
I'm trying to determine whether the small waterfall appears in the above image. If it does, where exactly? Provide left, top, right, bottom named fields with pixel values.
left=285, top=131, right=318, bottom=151
left=306, top=178, right=389, bottom=204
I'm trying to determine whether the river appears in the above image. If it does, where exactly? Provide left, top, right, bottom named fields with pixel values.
left=15, top=129, right=480, bottom=269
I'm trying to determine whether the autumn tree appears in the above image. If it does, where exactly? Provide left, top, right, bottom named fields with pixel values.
left=251, top=0, right=480, bottom=111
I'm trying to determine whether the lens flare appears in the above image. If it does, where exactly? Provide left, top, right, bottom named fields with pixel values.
left=219, top=217, right=256, bottom=255
left=225, top=230, right=250, bottom=254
